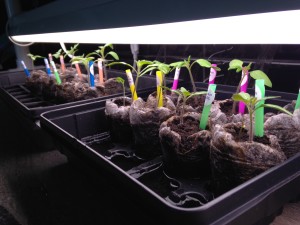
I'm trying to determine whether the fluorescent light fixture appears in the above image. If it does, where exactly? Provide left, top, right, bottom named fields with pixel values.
left=11, top=10, right=300, bottom=44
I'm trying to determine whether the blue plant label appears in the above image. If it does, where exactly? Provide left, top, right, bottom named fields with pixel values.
left=89, top=61, right=95, bottom=87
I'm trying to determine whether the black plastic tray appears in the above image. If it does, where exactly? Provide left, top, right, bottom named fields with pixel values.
left=40, top=84, right=300, bottom=225
left=0, top=70, right=26, bottom=87
left=0, top=69, right=169, bottom=120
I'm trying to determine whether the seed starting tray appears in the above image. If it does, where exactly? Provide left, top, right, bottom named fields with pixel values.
left=40, top=83, right=300, bottom=225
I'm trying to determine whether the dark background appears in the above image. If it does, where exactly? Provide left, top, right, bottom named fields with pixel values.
left=1, top=0, right=300, bottom=93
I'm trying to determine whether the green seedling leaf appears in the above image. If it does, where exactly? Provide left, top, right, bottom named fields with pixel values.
left=232, top=92, right=251, bottom=104
left=139, top=66, right=156, bottom=77
left=180, top=87, right=191, bottom=98
left=228, top=59, right=243, bottom=72
left=27, top=53, right=44, bottom=61
left=256, top=104, right=293, bottom=116
left=250, top=70, right=272, bottom=88
left=188, top=91, right=208, bottom=100
left=195, top=59, right=211, bottom=68
left=108, top=61, right=132, bottom=68
left=115, top=77, right=125, bottom=85
left=52, top=49, right=62, bottom=59
left=106, top=51, right=119, bottom=60
left=169, top=61, right=186, bottom=68
left=158, top=64, right=171, bottom=75
left=245, top=62, right=252, bottom=71
left=254, top=96, right=281, bottom=105
left=137, top=60, right=153, bottom=68
left=104, top=43, right=114, bottom=50
left=212, top=65, right=221, bottom=71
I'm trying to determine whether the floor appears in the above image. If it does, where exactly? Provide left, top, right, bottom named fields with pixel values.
left=0, top=100, right=299, bottom=225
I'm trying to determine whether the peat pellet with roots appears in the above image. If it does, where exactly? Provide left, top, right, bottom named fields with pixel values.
left=210, top=123, right=286, bottom=195
left=265, top=109, right=300, bottom=158
left=130, top=93, right=176, bottom=159
left=105, top=96, right=133, bottom=143
left=159, top=112, right=211, bottom=178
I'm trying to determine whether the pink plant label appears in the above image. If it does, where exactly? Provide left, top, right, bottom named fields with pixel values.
left=239, top=70, right=249, bottom=114
left=208, top=64, right=217, bottom=85
left=171, top=67, right=181, bottom=90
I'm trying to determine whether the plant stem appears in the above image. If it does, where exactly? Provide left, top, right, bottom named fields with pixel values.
left=248, top=105, right=253, bottom=142
left=180, top=98, right=186, bottom=125
left=187, top=67, right=197, bottom=92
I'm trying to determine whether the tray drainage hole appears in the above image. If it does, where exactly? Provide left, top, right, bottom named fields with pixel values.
left=166, top=192, right=209, bottom=208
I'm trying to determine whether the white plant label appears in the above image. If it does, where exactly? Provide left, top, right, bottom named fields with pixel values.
left=126, top=71, right=134, bottom=85
left=241, top=71, right=248, bottom=86
left=50, top=61, right=57, bottom=72
left=255, top=84, right=262, bottom=100
left=174, top=67, right=181, bottom=80
left=204, top=87, right=216, bottom=106
left=89, top=63, right=94, bottom=76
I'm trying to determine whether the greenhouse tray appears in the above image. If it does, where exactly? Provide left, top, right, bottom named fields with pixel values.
left=0, top=69, right=170, bottom=120
left=40, top=85, right=300, bottom=225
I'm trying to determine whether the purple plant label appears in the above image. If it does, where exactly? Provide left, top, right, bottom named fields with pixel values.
left=241, top=70, right=249, bottom=87
left=172, top=68, right=180, bottom=90
left=208, top=64, right=217, bottom=84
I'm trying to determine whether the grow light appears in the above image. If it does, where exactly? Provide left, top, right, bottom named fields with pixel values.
left=10, top=10, right=300, bottom=44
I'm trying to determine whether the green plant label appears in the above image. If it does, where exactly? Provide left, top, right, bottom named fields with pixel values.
left=200, top=84, right=217, bottom=130
left=255, top=79, right=265, bottom=137
left=295, top=88, right=300, bottom=111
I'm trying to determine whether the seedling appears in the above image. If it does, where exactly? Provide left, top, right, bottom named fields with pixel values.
left=228, top=59, right=272, bottom=114
left=27, top=53, right=44, bottom=70
left=52, top=49, right=63, bottom=59
left=71, top=54, right=95, bottom=75
left=115, top=77, right=126, bottom=106
left=93, top=43, right=119, bottom=81
left=109, top=60, right=155, bottom=99
left=164, top=86, right=207, bottom=124
left=170, top=57, right=221, bottom=92
left=232, top=92, right=292, bottom=142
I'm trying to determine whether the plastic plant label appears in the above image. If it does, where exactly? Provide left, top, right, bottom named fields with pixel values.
left=21, top=60, right=30, bottom=77
left=44, top=58, right=52, bottom=76
left=208, top=64, right=217, bottom=85
left=98, top=59, right=104, bottom=85
left=204, top=87, right=216, bottom=106
left=295, top=88, right=300, bottom=111
left=50, top=61, right=62, bottom=84
left=156, top=71, right=164, bottom=107
left=60, top=55, right=66, bottom=73
left=125, top=69, right=138, bottom=100
left=239, top=70, right=249, bottom=114
left=48, top=53, right=54, bottom=72
left=200, top=84, right=217, bottom=130
left=171, top=67, right=181, bottom=90
left=255, top=79, right=265, bottom=137
left=89, top=61, right=95, bottom=87
left=75, top=63, right=82, bottom=78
